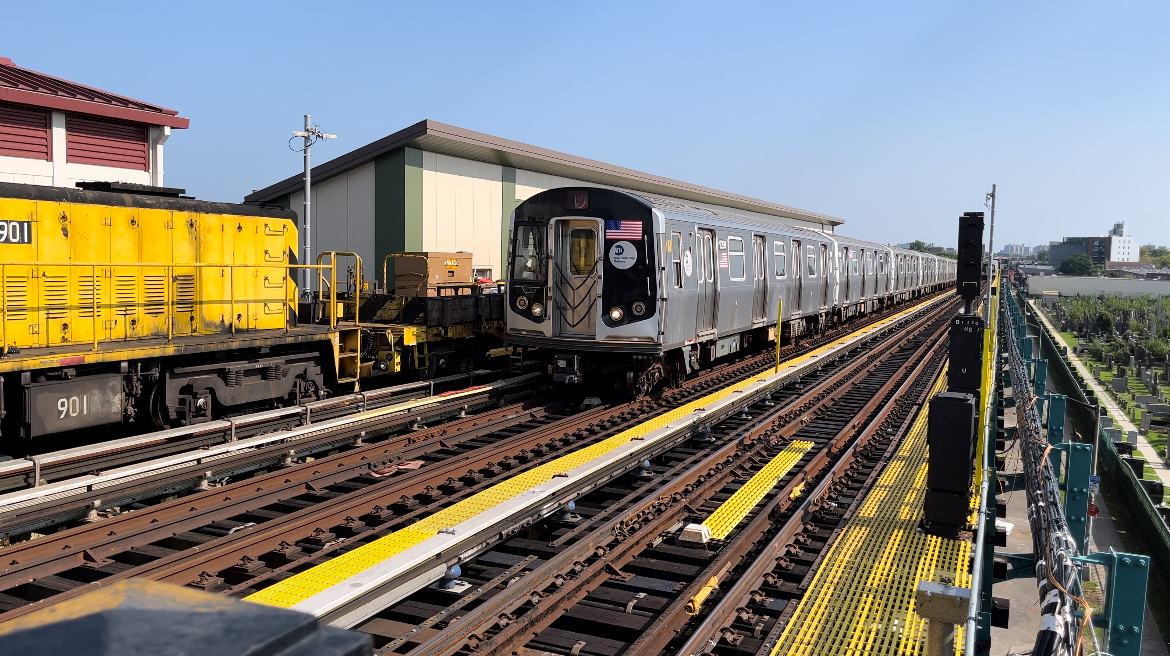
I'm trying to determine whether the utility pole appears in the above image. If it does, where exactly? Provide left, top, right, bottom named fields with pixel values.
left=291, top=115, right=336, bottom=294
left=984, top=184, right=996, bottom=324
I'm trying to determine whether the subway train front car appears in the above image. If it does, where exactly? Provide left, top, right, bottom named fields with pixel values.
left=506, top=188, right=665, bottom=395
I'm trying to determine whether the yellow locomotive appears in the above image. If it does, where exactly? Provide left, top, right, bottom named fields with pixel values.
left=0, top=182, right=503, bottom=444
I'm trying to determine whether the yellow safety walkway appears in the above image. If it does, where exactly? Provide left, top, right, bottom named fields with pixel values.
left=247, top=299, right=940, bottom=609
left=703, top=440, right=814, bottom=540
left=770, top=369, right=972, bottom=656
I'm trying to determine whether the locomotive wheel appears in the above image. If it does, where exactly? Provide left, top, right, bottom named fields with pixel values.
left=147, top=383, right=171, bottom=430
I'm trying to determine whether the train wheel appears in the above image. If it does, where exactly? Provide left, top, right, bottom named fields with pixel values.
left=147, top=384, right=171, bottom=430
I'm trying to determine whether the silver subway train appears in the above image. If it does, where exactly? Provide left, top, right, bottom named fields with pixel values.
left=505, top=188, right=955, bottom=394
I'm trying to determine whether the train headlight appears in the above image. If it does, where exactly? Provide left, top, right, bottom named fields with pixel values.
left=609, top=306, right=624, bottom=322
left=530, top=302, right=544, bottom=317
left=631, top=301, right=646, bottom=316
left=516, top=296, right=529, bottom=310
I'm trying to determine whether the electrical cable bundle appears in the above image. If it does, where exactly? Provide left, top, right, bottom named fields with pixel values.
left=1002, top=289, right=1087, bottom=656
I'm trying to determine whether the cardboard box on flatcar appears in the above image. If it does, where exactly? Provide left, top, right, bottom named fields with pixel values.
left=392, top=252, right=474, bottom=295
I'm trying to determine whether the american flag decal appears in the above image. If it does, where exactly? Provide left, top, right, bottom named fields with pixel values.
left=605, top=220, right=642, bottom=240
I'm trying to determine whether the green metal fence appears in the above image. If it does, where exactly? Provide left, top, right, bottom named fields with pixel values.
left=1023, top=298, right=1170, bottom=588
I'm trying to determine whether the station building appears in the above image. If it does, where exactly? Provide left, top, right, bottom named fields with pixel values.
left=0, top=57, right=188, bottom=189
left=245, top=120, right=843, bottom=284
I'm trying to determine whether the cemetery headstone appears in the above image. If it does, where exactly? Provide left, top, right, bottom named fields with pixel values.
left=1147, top=403, right=1170, bottom=417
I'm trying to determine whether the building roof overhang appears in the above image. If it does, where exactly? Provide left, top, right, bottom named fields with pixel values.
left=0, top=57, right=189, bottom=129
left=245, top=119, right=842, bottom=227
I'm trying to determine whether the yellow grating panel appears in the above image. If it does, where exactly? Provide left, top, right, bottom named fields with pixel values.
left=770, top=367, right=974, bottom=656
left=702, top=440, right=814, bottom=540
left=246, top=299, right=938, bottom=609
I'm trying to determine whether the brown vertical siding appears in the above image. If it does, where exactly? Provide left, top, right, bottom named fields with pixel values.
left=0, top=102, right=51, bottom=160
left=66, top=114, right=148, bottom=170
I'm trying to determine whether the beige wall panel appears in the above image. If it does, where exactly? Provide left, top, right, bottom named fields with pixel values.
left=289, top=161, right=375, bottom=280
left=346, top=162, right=376, bottom=274
left=514, top=169, right=593, bottom=202
left=472, top=160, right=502, bottom=275
left=421, top=152, right=503, bottom=277
left=453, top=156, right=474, bottom=255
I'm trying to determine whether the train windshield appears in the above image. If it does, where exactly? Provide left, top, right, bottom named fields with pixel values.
left=512, top=223, right=546, bottom=282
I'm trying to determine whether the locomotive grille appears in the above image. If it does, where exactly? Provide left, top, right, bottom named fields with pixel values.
left=43, top=275, right=69, bottom=320
left=174, top=274, right=195, bottom=313
left=77, top=276, right=102, bottom=318
left=4, top=277, right=27, bottom=321
left=144, top=275, right=166, bottom=316
left=115, top=275, right=137, bottom=316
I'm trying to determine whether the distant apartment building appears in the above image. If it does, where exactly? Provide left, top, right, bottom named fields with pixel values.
left=0, top=57, right=188, bottom=188
left=1048, top=222, right=1140, bottom=271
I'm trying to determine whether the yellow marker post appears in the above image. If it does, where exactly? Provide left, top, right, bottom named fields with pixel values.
left=775, top=297, right=784, bottom=373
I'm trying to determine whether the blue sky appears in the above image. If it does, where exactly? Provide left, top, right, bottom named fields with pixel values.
left=5, top=1, right=1168, bottom=249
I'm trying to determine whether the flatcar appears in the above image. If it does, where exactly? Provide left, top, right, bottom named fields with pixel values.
left=0, top=182, right=503, bottom=448
left=504, top=187, right=954, bottom=394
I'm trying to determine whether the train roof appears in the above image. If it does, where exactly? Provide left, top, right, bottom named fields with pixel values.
left=636, top=191, right=944, bottom=260
left=0, top=181, right=297, bottom=220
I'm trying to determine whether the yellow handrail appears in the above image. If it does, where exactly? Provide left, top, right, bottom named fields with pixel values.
left=316, top=251, right=362, bottom=329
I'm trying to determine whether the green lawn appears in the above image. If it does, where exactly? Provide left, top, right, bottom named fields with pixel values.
left=1058, top=331, right=1078, bottom=348
left=1079, top=350, right=1170, bottom=474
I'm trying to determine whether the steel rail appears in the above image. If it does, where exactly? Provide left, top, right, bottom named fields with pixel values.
left=292, top=297, right=954, bottom=631
left=398, top=297, right=956, bottom=656
left=622, top=305, right=954, bottom=656
left=0, top=375, right=543, bottom=538
left=675, top=326, right=951, bottom=655
left=0, top=399, right=560, bottom=590
left=0, top=300, right=903, bottom=621
left=0, top=289, right=949, bottom=628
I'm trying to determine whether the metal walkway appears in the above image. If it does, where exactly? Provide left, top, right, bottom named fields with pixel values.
left=772, top=369, right=972, bottom=656
left=702, top=440, right=814, bottom=540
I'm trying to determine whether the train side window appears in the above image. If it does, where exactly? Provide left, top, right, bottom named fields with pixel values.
left=806, top=245, right=817, bottom=278
left=850, top=250, right=858, bottom=276
left=774, top=241, right=786, bottom=278
left=728, top=237, right=745, bottom=281
left=866, top=252, right=872, bottom=275
left=703, top=233, right=715, bottom=283
left=670, top=232, right=683, bottom=288
left=512, top=224, right=546, bottom=281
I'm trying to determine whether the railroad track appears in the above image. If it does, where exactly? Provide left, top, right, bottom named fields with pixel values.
left=362, top=296, right=954, bottom=656
left=0, top=291, right=951, bottom=628
left=0, top=369, right=512, bottom=495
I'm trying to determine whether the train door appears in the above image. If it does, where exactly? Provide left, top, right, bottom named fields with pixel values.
left=847, top=246, right=856, bottom=306
left=552, top=219, right=600, bottom=337
left=696, top=228, right=717, bottom=335
left=752, top=235, right=767, bottom=322
left=819, top=243, right=829, bottom=308
left=791, top=239, right=802, bottom=315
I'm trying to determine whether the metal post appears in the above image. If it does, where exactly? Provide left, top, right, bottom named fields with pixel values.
left=1071, top=550, right=1150, bottom=656
left=984, top=184, right=996, bottom=325
left=291, top=117, right=336, bottom=296
left=1056, top=442, right=1092, bottom=554
left=301, top=114, right=312, bottom=294
left=774, top=298, right=783, bottom=373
